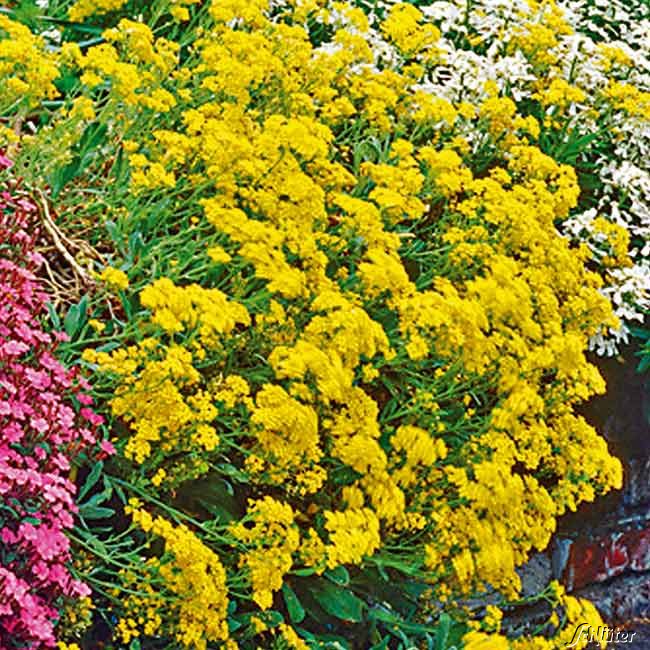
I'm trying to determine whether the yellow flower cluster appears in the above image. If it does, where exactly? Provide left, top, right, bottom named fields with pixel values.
left=61, top=19, right=179, bottom=124
left=592, top=217, right=632, bottom=268
left=0, top=15, right=59, bottom=110
left=119, top=501, right=230, bottom=649
left=278, top=624, right=310, bottom=650
left=231, top=497, right=300, bottom=610
left=323, top=507, right=381, bottom=568
left=84, top=279, right=249, bottom=483
left=140, top=278, right=250, bottom=345
left=380, top=3, right=441, bottom=60
left=98, top=266, right=129, bottom=291
left=76, top=0, right=626, bottom=616
left=605, top=81, right=650, bottom=119
left=508, top=2, right=573, bottom=67
left=68, top=0, right=129, bottom=22
left=250, top=384, right=324, bottom=490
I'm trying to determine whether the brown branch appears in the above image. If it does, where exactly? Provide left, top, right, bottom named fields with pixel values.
left=34, top=188, right=96, bottom=287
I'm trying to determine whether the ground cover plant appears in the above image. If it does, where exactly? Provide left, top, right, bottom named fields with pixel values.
left=0, top=174, right=105, bottom=647
left=0, top=0, right=649, bottom=648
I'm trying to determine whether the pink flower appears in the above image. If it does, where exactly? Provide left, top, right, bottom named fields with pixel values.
left=77, top=393, right=93, bottom=406
left=80, top=407, right=104, bottom=426
left=2, top=340, right=29, bottom=356
left=28, top=251, right=45, bottom=267
left=0, top=186, right=103, bottom=647
left=100, top=439, right=117, bottom=455
left=2, top=423, right=23, bottom=444
left=25, top=368, right=51, bottom=391
left=0, top=153, right=13, bottom=169
left=51, top=453, right=70, bottom=472
left=29, top=418, right=49, bottom=434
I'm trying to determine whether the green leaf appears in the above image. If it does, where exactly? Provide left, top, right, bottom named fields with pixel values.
left=55, top=71, right=80, bottom=95
left=78, top=504, right=114, bottom=520
left=97, top=341, right=121, bottom=353
left=78, top=461, right=103, bottom=501
left=121, top=292, right=133, bottom=320
left=435, top=613, right=451, bottom=650
left=630, top=327, right=650, bottom=340
left=52, top=123, right=108, bottom=196
left=111, top=479, right=126, bottom=503
left=82, top=487, right=112, bottom=507
left=282, top=583, right=305, bottom=623
left=63, top=295, right=88, bottom=338
left=296, top=627, right=352, bottom=649
left=173, top=476, right=242, bottom=523
left=51, top=159, right=81, bottom=197
left=638, top=355, right=650, bottom=374
left=76, top=36, right=105, bottom=48
left=78, top=481, right=113, bottom=520
left=308, top=578, right=364, bottom=623
left=79, top=122, right=107, bottom=154
left=227, top=617, right=243, bottom=632
left=260, top=610, right=284, bottom=627
left=46, top=302, right=61, bottom=329
left=291, top=567, right=318, bottom=577
left=325, top=565, right=350, bottom=586
left=104, top=220, right=122, bottom=247
left=63, top=304, right=79, bottom=338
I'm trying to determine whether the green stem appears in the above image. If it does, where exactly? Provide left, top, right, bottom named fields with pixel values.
left=108, top=475, right=232, bottom=544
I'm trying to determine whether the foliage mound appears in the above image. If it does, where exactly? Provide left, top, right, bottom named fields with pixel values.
left=1, top=0, right=649, bottom=648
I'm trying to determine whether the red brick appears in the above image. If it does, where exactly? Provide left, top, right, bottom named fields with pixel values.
left=563, top=527, right=650, bottom=590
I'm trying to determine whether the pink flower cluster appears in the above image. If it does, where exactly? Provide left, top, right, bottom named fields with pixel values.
left=0, top=186, right=104, bottom=648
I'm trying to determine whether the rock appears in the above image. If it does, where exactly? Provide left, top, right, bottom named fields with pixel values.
left=518, top=552, right=552, bottom=597
left=625, top=457, right=650, bottom=508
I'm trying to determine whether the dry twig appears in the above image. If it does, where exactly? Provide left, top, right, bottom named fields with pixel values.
left=35, top=188, right=94, bottom=283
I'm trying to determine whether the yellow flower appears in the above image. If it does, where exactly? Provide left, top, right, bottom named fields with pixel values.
left=170, top=6, right=190, bottom=21
left=250, top=616, right=266, bottom=634
left=69, top=96, right=96, bottom=121
left=77, top=0, right=627, bottom=634
left=207, top=245, right=232, bottom=264
left=122, top=511, right=230, bottom=646
left=0, top=16, right=59, bottom=108
left=99, top=266, right=129, bottom=290
left=324, top=507, right=380, bottom=568
left=462, top=630, right=509, bottom=650
left=231, top=497, right=300, bottom=610
left=150, top=468, right=166, bottom=487
left=68, top=0, right=129, bottom=21
left=279, top=624, right=309, bottom=649
left=88, top=319, right=106, bottom=333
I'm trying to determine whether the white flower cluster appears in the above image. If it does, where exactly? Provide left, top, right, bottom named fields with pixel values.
left=407, top=1, right=541, bottom=103
left=553, top=6, right=649, bottom=352
left=565, top=158, right=650, bottom=353
left=558, top=0, right=650, bottom=45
